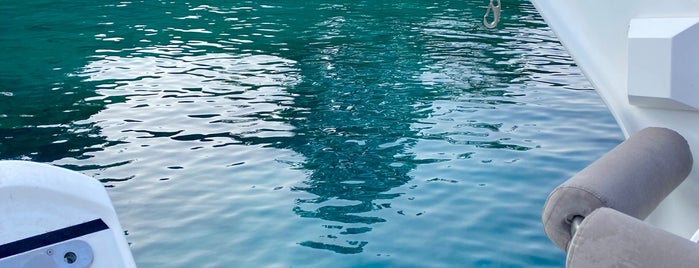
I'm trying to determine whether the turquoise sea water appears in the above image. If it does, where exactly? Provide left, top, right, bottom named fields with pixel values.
left=0, top=1, right=623, bottom=267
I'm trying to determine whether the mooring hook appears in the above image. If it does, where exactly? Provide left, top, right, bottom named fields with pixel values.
left=483, top=0, right=501, bottom=29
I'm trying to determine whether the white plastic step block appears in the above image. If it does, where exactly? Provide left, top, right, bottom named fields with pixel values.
left=628, top=18, right=699, bottom=110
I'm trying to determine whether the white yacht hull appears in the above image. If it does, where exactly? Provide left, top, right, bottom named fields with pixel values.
left=530, top=0, right=699, bottom=238
left=0, top=161, right=136, bottom=267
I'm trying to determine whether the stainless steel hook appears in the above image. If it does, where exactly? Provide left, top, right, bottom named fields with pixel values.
left=484, top=0, right=501, bottom=29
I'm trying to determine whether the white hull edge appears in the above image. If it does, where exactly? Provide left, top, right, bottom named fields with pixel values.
left=0, top=161, right=136, bottom=267
left=530, top=0, right=699, bottom=238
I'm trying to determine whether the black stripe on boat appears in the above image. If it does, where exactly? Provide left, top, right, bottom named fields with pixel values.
left=0, top=219, right=109, bottom=259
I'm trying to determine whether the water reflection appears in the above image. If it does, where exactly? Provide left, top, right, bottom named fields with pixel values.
left=71, top=50, right=300, bottom=184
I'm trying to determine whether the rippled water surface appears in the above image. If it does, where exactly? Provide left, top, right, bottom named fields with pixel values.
left=0, top=1, right=622, bottom=267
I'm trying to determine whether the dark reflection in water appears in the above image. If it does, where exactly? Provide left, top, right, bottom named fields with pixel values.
left=261, top=1, right=537, bottom=253
left=281, top=3, right=429, bottom=254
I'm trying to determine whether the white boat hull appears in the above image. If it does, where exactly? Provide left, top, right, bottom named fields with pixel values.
left=0, top=161, right=136, bottom=267
left=530, top=0, right=699, bottom=238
